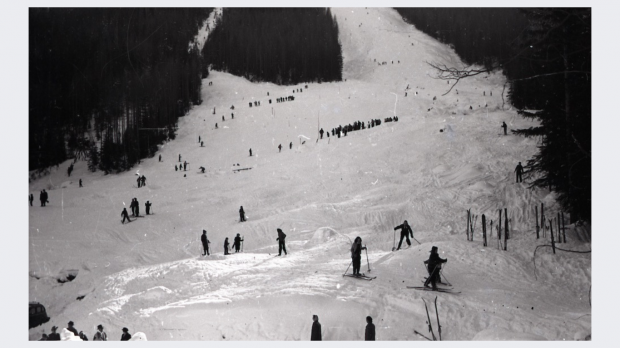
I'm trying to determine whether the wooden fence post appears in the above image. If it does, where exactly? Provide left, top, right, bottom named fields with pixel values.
left=535, top=205, right=540, bottom=239
left=504, top=208, right=508, bottom=251
left=482, top=214, right=487, bottom=247
left=541, top=203, right=545, bottom=238
left=466, top=209, right=470, bottom=241
left=557, top=212, right=561, bottom=244
left=562, top=211, right=566, bottom=243
left=549, top=219, right=556, bottom=254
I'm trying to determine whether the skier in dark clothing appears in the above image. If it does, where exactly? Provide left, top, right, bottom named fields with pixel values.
left=423, top=246, right=447, bottom=290
left=515, top=162, right=524, bottom=183
left=145, top=201, right=152, bottom=215
left=224, top=238, right=230, bottom=255
left=278, top=144, right=282, bottom=152
left=249, top=148, right=252, bottom=156
left=239, top=206, right=246, bottom=222
left=137, top=176, right=141, bottom=188
left=66, top=321, right=78, bottom=336
left=130, top=198, right=136, bottom=216
left=319, top=128, right=324, bottom=139
left=179, top=154, right=182, bottom=162
left=29, top=193, right=33, bottom=206
left=277, top=228, right=287, bottom=256
left=201, top=230, right=210, bottom=256
left=394, top=220, right=414, bottom=250
left=135, top=198, right=140, bottom=216
left=365, top=316, right=375, bottom=341
left=39, top=191, right=44, bottom=206
left=290, top=142, right=292, bottom=149
left=67, top=164, right=73, bottom=177
left=501, top=121, right=508, bottom=135
left=159, top=154, right=162, bottom=162
left=79, top=179, right=83, bottom=187
left=141, top=175, right=146, bottom=187
left=351, top=236, right=367, bottom=276
left=120, top=328, right=131, bottom=341
left=175, top=165, right=178, bottom=171
left=311, top=315, right=322, bottom=341
left=199, top=166, right=205, bottom=173
left=121, top=208, right=131, bottom=224
left=233, top=233, right=243, bottom=253
left=184, top=161, right=187, bottom=171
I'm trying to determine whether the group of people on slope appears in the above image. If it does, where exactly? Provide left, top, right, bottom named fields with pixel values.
left=310, top=314, right=376, bottom=341
left=38, top=322, right=144, bottom=341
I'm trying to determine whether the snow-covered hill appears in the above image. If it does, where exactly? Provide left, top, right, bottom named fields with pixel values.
left=28, top=8, right=591, bottom=341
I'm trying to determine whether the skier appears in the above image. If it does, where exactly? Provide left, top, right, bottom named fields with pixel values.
left=222, top=115, right=225, bottom=122
left=121, top=208, right=131, bottom=224
left=179, top=154, right=182, bottom=162
left=311, top=315, right=322, bottom=341
left=199, top=166, right=205, bottom=173
left=130, top=198, right=136, bottom=216
left=515, top=162, right=524, bottom=183
left=233, top=233, right=243, bottom=253
left=135, top=198, right=140, bottom=216
left=199, top=135, right=201, bottom=143
left=141, top=175, right=146, bottom=187
left=394, top=220, right=414, bottom=250
left=159, top=154, right=162, bottom=162
left=93, top=324, right=107, bottom=341
left=276, top=228, right=287, bottom=256
left=120, top=328, right=131, bottom=341
left=201, top=230, right=211, bottom=256
left=48, top=326, right=60, bottom=341
left=278, top=144, right=282, bottom=152
left=201, top=141, right=204, bottom=147
left=239, top=206, right=246, bottom=222
left=66, top=321, right=78, bottom=336
left=175, top=165, right=178, bottom=171
left=319, top=128, right=324, bottom=139
left=249, top=148, right=252, bottom=157
left=145, top=201, right=152, bottom=215
left=501, top=121, right=508, bottom=135
left=365, top=316, right=375, bottom=341
left=289, top=142, right=292, bottom=149
left=224, top=237, right=230, bottom=255
left=137, top=176, right=141, bottom=188
left=29, top=193, right=33, bottom=206
left=423, top=246, right=447, bottom=290
left=215, top=123, right=218, bottom=129
left=350, top=236, right=367, bottom=276
left=67, top=164, right=73, bottom=177
left=184, top=161, right=187, bottom=171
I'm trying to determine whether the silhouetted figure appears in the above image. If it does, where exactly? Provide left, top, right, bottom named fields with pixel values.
left=199, top=166, right=205, bottom=173
left=224, top=238, right=230, bottom=255
left=199, top=135, right=201, bottom=143
left=239, top=206, right=246, bottom=222
left=201, top=230, right=210, bottom=256
left=278, top=144, right=282, bottom=152
left=179, top=154, right=182, bottom=162
left=502, top=121, right=508, bottom=135
left=319, top=128, right=324, bottom=139
left=394, top=220, right=413, bottom=250
left=66, top=321, right=78, bottom=337
left=215, top=123, right=218, bottom=129
left=233, top=233, right=243, bottom=253
left=311, top=315, right=322, bottom=341
left=249, top=148, right=252, bottom=157
left=29, top=193, right=33, bottom=206
left=175, top=165, right=178, bottom=171
left=222, top=115, right=225, bottom=122
left=121, top=208, right=131, bottom=224
left=184, top=161, right=187, bottom=171
left=137, top=176, right=141, bottom=188
left=277, top=228, right=287, bottom=256
left=423, top=246, right=447, bottom=290
left=351, top=236, right=367, bottom=276
left=290, top=142, right=292, bottom=149
left=120, top=328, right=131, bottom=341
left=145, top=201, right=152, bottom=215
left=67, top=163, right=74, bottom=177
left=159, top=154, right=162, bottom=162
left=365, top=316, right=375, bottom=341
left=79, top=179, right=82, bottom=187
left=48, top=326, right=60, bottom=341
left=515, top=162, right=524, bottom=183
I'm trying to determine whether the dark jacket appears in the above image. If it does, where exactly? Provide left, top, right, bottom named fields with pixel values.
left=365, top=323, right=376, bottom=341
left=311, top=321, right=322, bottom=341
left=277, top=230, right=286, bottom=241
left=394, top=223, right=413, bottom=237
left=67, top=327, right=78, bottom=336
left=121, top=333, right=132, bottom=341
left=234, top=236, right=242, bottom=246
left=351, top=242, right=364, bottom=258
left=426, top=253, right=447, bottom=273
left=48, top=333, right=60, bottom=341
left=201, top=234, right=209, bottom=245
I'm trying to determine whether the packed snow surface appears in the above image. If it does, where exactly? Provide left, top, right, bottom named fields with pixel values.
left=29, top=8, right=591, bottom=341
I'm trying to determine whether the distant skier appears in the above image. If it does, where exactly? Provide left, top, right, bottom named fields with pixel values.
left=66, top=321, right=78, bottom=337
left=215, top=123, right=218, bottom=129
left=179, top=154, right=182, bottom=162
left=278, top=144, right=282, bottom=152
left=145, top=201, right=152, bottom=215
left=130, top=198, right=137, bottom=216
left=184, top=161, right=187, bottom=171
left=79, top=179, right=83, bottom=187
left=122, top=207, right=131, bottom=224
left=201, top=230, right=211, bottom=256
left=48, top=326, right=60, bottom=341
left=201, top=141, right=204, bottom=147
left=365, top=316, right=375, bottom=341
left=423, top=246, right=447, bottom=290
left=515, top=162, right=524, bottom=183
left=319, top=128, right=324, bottom=139
left=289, top=142, right=292, bottom=149
left=199, top=135, right=201, bottom=143
left=276, top=228, right=287, bottom=256
left=93, top=324, right=107, bottom=341
left=233, top=233, right=243, bottom=253
left=136, top=176, right=141, bottom=188
left=351, top=236, right=367, bottom=276
left=29, top=193, right=33, bottom=206
left=120, top=328, right=131, bottom=341
left=222, top=115, right=225, bottom=122
left=311, top=315, right=322, bottom=341
left=224, top=237, right=230, bottom=255
left=501, top=121, right=508, bottom=135
left=159, top=154, right=162, bottom=162
left=394, top=220, right=414, bottom=250
left=239, top=206, right=246, bottom=222
left=249, top=148, right=252, bottom=156
left=141, top=175, right=146, bottom=186
left=67, top=163, right=73, bottom=177
left=199, top=166, right=205, bottom=173
left=175, top=165, right=178, bottom=171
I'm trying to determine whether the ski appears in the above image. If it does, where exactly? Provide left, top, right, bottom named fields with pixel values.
left=423, top=298, right=436, bottom=341
left=343, top=273, right=376, bottom=281
left=407, top=286, right=460, bottom=294
left=413, top=329, right=433, bottom=341
left=422, top=279, right=452, bottom=287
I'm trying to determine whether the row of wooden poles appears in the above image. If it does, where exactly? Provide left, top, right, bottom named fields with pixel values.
left=466, top=203, right=567, bottom=253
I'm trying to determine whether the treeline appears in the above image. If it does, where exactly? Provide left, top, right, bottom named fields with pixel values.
left=396, top=8, right=591, bottom=223
left=29, top=8, right=212, bottom=173
left=203, top=8, right=343, bottom=85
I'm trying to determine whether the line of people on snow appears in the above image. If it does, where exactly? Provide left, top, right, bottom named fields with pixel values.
left=38, top=321, right=146, bottom=341
left=121, top=198, right=152, bottom=224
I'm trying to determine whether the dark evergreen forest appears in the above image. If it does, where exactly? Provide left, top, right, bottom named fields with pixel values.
left=29, top=8, right=212, bottom=174
left=397, top=8, right=591, bottom=223
left=203, top=8, right=343, bottom=85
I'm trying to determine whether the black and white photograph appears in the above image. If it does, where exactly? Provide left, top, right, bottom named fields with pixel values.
left=10, top=0, right=617, bottom=343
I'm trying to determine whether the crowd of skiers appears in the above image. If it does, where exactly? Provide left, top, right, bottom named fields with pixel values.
left=38, top=321, right=146, bottom=341
left=121, top=198, right=152, bottom=224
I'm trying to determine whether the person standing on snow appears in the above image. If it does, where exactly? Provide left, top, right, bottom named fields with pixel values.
left=224, top=237, right=230, bottom=255
left=515, top=162, right=524, bottom=183
left=394, top=220, right=414, bottom=250
left=66, top=321, right=78, bottom=336
left=145, top=201, right=152, bottom=215
left=278, top=144, right=282, bottom=152
left=351, top=236, right=367, bottom=276
left=319, top=128, right=324, bottom=139
left=121, top=208, right=131, bottom=224
left=136, top=176, right=141, bottom=188
left=365, top=316, right=375, bottom=341
left=249, top=148, right=252, bottom=156
left=201, top=230, right=211, bottom=256
left=501, top=121, right=508, bottom=135
left=29, top=193, right=33, bottom=206
left=48, top=326, right=60, bottom=341
left=120, top=327, right=132, bottom=341
left=233, top=233, right=243, bottom=253
left=423, top=246, right=447, bottom=290
left=239, top=206, right=246, bottom=222
left=289, top=142, right=292, bottom=149
left=311, top=315, right=322, bottom=341
left=276, top=228, right=287, bottom=256
left=93, top=324, right=107, bottom=341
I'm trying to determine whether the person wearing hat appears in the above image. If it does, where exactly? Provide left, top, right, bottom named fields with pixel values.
left=393, top=220, right=414, bottom=250
left=239, top=206, right=246, bottom=222
left=365, top=316, right=376, bottom=341
left=121, top=327, right=132, bottom=341
left=48, top=326, right=60, bottom=341
left=514, top=162, right=524, bottom=183
left=93, top=324, right=107, bottom=341
left=121, top=207, right=131, bottom=224
left=233, top=233, right=244, bottom=253
left=276, top=228, right=287, bottom=256
left=38, top=333, right=48, bottom=341
left=145, top=200, right=152, bottom=215
left=66, top=320, right=78, bottom=336
left=423, top=246, right=447, bottom=290
left=311, top=315, right=322, bottom=341
left=79, top=331, right=89, bottom=341
left=224, top=237, right=230, bottom=255
left=350, top=236, right=367, bottom=276
left=201, top=230, right=211, bottom=256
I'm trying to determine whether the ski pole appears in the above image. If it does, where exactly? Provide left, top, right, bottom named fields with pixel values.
left=392, top=229, right=396, bottom=251
left=365, top=246, right=371, bottom=272
left=412, top=234, right=421, bottom=245
left=343, top=261, right=352, bottom=276
left=434, top=296, right=442, bottom=341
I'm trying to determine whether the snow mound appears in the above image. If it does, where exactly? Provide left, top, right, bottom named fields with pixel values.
left=305, top=227, right=345, bottom=247
left=129, top=332, right=148, bottom=341
left=472, top=328, right=547, bottom=341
